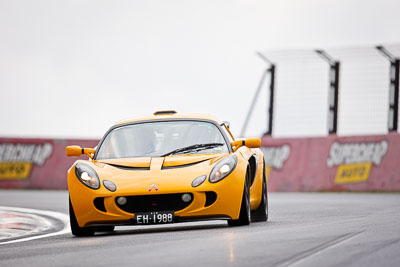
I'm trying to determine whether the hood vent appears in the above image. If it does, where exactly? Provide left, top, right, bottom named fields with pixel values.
left=161, top=159, right=209, bottom=170
left=108, top=163, right=150, bottom=171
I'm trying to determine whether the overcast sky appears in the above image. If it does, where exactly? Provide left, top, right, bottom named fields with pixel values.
left=0, top=0, right=399, bottom=139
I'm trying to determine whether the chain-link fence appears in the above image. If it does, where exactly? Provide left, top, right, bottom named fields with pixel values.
left=243, top=44, right=400, bottom=138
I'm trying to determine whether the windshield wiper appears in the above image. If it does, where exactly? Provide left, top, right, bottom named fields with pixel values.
left=161, top=143, right=224, bottom=157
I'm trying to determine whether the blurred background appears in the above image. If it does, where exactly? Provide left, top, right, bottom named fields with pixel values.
left=1, top=0, right=399, bottom=139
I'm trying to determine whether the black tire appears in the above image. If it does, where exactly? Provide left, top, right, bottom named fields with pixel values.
left=251, top=161, right=268, bottom=222
left=69, top=197, right=95, bottom=237
left=228, top=172, right=251, bottom=226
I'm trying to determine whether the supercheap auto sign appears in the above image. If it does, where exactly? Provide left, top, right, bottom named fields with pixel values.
left=260, top=145, right=291, bottom=182
left=327, top=141, right=388, bottom=184
left=0, top=143, right=53, bottom=179
left=261, top=145, right=290, bottom=170
left=261, top=133, right=400, bottom=192
left=0, top=138, right=99, bottom=189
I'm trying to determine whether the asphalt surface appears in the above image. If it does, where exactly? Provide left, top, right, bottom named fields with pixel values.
left=0, top=190, right=399, bottom=267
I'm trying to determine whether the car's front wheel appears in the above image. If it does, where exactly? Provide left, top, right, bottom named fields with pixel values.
left=69, top=197, right=95, bottom=237
left=228, top=172, right=251, bottom=226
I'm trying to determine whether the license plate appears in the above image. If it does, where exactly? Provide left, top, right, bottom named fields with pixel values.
left=133, top=211, right=175, bottom=224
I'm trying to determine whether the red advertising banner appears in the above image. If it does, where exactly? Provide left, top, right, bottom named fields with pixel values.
left=0, top=138, right=99, bottom=189
left=1, top=133, right=399, bottom=191
left=261, top=132, right=400, bottom=192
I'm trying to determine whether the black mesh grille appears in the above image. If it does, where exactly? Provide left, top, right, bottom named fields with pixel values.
left=116, top=193, right=193, bottom=213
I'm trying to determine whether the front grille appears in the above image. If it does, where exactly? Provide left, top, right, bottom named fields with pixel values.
left=116, top=193, right=193, bottom=213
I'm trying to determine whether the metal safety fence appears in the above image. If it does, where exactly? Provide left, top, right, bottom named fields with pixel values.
left=242, top=44, right=400, bottom=138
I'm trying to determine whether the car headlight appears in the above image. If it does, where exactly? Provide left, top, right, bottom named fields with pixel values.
left=192, top=175, right=207, bottom=187
left=209, top=155, right=238, bottom=183
left=75, top=163, right=100, bottom=189
left=103, top=180, right=117, bottom=192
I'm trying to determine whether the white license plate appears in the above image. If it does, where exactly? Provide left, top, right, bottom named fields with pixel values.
left=134, top=211, right=175, bottom=224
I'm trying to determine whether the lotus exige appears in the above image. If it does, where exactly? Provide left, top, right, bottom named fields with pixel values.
left=66, top=111, right=268, bottom=236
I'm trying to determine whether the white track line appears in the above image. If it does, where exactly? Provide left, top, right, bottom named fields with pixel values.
left=0, top=206, right=70, bottom=245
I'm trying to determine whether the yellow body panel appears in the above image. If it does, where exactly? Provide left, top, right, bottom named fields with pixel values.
left=67, top=112, right=266, bottom=227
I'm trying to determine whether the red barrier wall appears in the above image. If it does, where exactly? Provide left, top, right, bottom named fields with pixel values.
left=1, top=133, right=399, bottom=191
left=261, top=132, right=400, bottom=192
left=0, top=138, right=99, bottom=189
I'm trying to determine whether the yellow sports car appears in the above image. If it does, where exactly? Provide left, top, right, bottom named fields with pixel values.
left=66, top=111, right=268, bottom=236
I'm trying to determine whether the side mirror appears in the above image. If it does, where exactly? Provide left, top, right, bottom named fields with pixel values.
left=231, top=137, right=261, bottom=151
left=244, top=137, right=261, bottom=148
left=66, top=145, right=95, bottom=159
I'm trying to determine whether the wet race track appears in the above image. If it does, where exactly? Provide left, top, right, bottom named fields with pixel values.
left=0, top=190, right=399, bottom=267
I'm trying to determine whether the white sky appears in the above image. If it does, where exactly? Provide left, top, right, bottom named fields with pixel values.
left=0, top=0, right=399, bottom=139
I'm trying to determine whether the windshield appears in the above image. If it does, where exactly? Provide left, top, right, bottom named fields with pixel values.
left=96, top=121, right=229, bottom=159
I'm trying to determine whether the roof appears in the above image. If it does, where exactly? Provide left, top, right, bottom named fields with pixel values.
left=114, top=111, right=223, bottom=126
